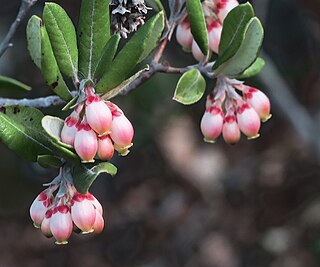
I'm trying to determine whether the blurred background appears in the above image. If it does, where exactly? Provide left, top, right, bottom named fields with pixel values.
left=1, top=0, right=320, bottom=266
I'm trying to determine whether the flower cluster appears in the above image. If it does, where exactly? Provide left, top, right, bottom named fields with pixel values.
left=61, top=87, right=134, bottom=162
left=110, top=0, right=150, bottom=38
left=176, top=0, right=239, bottom=60
left=30, top=177, right=104, bottom=245
left=200, top=78, right=271, bottom=144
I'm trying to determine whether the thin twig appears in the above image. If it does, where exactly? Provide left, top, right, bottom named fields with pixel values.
left=0, top=0, right=38, bottom=58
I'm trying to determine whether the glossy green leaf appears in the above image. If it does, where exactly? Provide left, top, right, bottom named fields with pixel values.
left=237, top=57, right=265, bottom=79
left=0, top=75, right=31, bottom=93
left=145, top=0, right=165, bottom=12
left=173, top=69, right=206, bottom=105
left=26, top=15, right=42, bottom=68
left=37, top=154, right=64, bottom=168
left=215, top=17, right=264, bottom=76
left=94, top=34, right=120, bottom=80
left=96, top=12, right=165, bottom=93
left=214, top=3, right=254, bottom=69
left=40, top=25, right=72, bottom=101
left=43, top=2, right=78, bottom=77
left=186, top=0, right=208, bottom=55
left=73, top=162, right=117, bottom=194
left=78, top=0, right=110, bottom=79
left=0, top=106, right=76, bottom=162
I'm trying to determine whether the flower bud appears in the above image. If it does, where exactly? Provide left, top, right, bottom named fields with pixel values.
left=176, top=21, right=193, bottom=51
left=97, top=135, right=114, bottom=161
left=93, top=211, right=104, bottom=234
left=30, top=190, right=51, bottom=228
left=41, top=210, right=53, bottom=238
left=85, top=92, right=112, bottom=136
left=71, top=193, right=96, bottom=234
left=74, top=120, right=98, bottom=163
left=208, top=21, right=222, bottom=54
left=192, top=40, right=206, bottom=62
left=200, top=104, right=224, bottom=143
left=216, top=0, right=239, bottom=23
left=61, top=111, right=79, bottom=146
left=110, top=106, right=134, bottom=156
left=87, top=193, right=103, bottom=215
left=236, top=102, right=261, bottom=139
left=50, top=205, right=73, bottom=245
left=243, top=87, right=271, bottom=122
left=222, top=109, right=240, bottom=145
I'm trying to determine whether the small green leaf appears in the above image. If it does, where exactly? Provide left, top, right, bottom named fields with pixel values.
left=215, top=17, right=264, bottom=76
left=96, top=12, right=165, bottom=93
left=62, top=96, right=78, bottom=111
left=94, top=34, right=120, bottom=80
left=43, top=2, right=78, bottom=77
left=186, top=0, right=208, bottom=55
left=214, top=3, right=254, bottom=69
left=73, top=162, right=117, bottom=194
left=173, top=69, right=206, bottom=105
left=237, top=57, right=265, bottom=79
left=41, top=115, right=73, bottom=150
left=102, top=66, right=149, bottom=100
left=37, top=154, right=64, bottom=168
left=78, top=0, right=110, bottom=79
left=145, top=0, right=165, bottom=12
left=0, top=75, right=31, bottom=93
left=26, top=15, right=42, bottom=68
left=40, top=25, right=72, bottom=101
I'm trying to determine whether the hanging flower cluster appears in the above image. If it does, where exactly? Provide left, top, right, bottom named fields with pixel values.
left=110, top=0, right=150, bottom=38
left=176, top=0, right=239, bottom=60
left=30, top=173, right=104, bottom=245
left=61, top=87, right=134, bottom=161
left=201, top=78, right=271, bottom=144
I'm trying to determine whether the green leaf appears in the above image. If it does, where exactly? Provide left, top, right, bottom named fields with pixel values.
left=186, top=0, right=208, bottom=55
left=73, top=162, right=117, bottom=194
left=43, top=2, right=78, bottom=77
left=214, top=3, right=254, bottom=69
left=237, top=57, right=265, bottom=79
left=62, top=96, right=78, bottom=111
left=173, top=69, right=206, bottom=105
left=96, top=12, right=165, bottom=93
left=102, top=66, right=149, bottom=100
left=0, top=106, right=75, bottom=161
left=40, top=25, right=72, bottom=101
left=78, top=0, right=110, bottom=79
left=145, top=0, right=165, bottom=12
left=37, top=155, right=64, bottom=168
left=215, top=17, right=264, bottom=76
left=0, top=75, right=31, bottom=93
left=26, top=15, right=42, bottom=68
left=94, top=34, right=120, bottom=80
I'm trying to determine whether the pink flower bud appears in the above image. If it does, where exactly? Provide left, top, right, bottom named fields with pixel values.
left=85, top=92, right=112, bottom=136
left=71, top=193, right=96, bottom=234
left=74, top=120, right=98, bottom=163
left=236, top=102, right=261, bottom=139
left=200, top=104, right=224, bottom=143
left=41, top=210, right=53, bottom=238
left=61, top=111, right=79, bottom=146
left=87, top=193, right=103, bottom=215
left=192, top=40, right=206, bottom=62
left=208, top=21, right=222, bottom=54
left=50, top=205, right=73, bottom=245
left=93, top=211, right=104, bottom=234
left=243, top=87, right=271, bottom=122
left=176, top=21, right=193, bottom=50
left=216, top=0, right=239, bottom=23
left=222, top=109, right=240, bottom=145
left=97, top=135, right=114, bottom=161
left=109, top=105, right=134, bottom=156
left=206, top=93, right=215, bottom=109
left=30, top=190, right=52, bottom=228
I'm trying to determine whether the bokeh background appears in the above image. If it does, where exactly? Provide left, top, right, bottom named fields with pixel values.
left=1, top=0, right=320, bottom=266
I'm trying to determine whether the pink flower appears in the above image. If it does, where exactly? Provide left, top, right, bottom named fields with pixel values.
left=200, top=104, right=224, bottom=142
left=222, top=108, right=240, bottom=145
left=29, top=189, right=52, bottom=228
left=61, top=111, right=79, bottom=146
left=176, top=20, right=193, bottom=51
left=50, top=205, right=73, bottom=245
left=216, top=0, right=239, bottom=23
left=236, top=102, right=261, bottom=139
left=97, top=135, right=114, bottom=161
left=87, top=193, right=103, bottom=215
left=41, top=210, right=53, bottom=238
left=208, top=21, right=223, bottom=54
left=93, top=211, right=104, bottom=234
left=74, top=119, right=98, bottom=163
